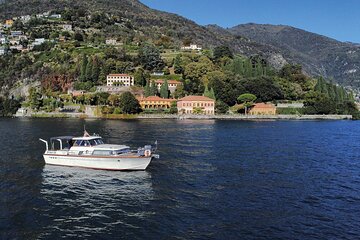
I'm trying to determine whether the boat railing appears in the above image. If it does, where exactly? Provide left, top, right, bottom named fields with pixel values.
left=39, top=138, right=49, bottom=150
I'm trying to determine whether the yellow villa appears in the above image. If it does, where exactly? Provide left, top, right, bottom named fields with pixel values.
left=138, top=96, right=176, bottom=110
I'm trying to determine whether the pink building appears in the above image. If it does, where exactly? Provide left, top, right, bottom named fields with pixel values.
left=177, top=96, right=215, bottom=115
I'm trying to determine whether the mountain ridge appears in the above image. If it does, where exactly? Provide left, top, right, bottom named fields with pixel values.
left=0, top=0, right=359, bottom=88
left=228, top=23, right=360, bottom=87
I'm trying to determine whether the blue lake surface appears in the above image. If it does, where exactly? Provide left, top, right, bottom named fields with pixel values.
left=1, top=118, right=360, bottom=239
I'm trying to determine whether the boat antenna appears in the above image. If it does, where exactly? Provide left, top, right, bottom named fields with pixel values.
left=83, top=124, right=90, bottom=137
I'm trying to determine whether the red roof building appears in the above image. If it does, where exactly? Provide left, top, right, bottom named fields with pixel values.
left=177, top=96, right=215, bottom=115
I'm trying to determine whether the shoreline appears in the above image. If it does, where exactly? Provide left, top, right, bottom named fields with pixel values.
left=16, top=113, right=353, bottom=120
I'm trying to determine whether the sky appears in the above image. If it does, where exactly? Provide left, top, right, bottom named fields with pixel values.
left=140, top=0, right=360, bottom=43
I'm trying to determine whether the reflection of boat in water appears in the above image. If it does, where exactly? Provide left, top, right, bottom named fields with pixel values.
left=40, top=165, right=154, bottom=233
left=39, top=131, right=159, bottom=171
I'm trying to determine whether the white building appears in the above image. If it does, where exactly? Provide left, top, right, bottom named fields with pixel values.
left=49, top=14, right=62, bottom=19
left=11, top=31, right=23, bottom=37
left=20, top=15, right=31, bottom=23
left=181, top=44, right=202, bottom=51
left=34, top=38, right=46, bottom=45
left=0, top=37, right=8, bottom=44
left=0, top=47, right=7, bottom=55
left=106, top=74, right=134, bottom=87
left=62, top=24, right=72, bottom=31
left=105, top=39, right=122, bottom=46
left=10, top=45, right=23, bottom=51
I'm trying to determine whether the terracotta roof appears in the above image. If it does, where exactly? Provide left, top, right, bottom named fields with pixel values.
left=252, top=103, right=276, bottom=109
left=107, top=74, right=131, bottom=77
left=139, top=96, right=176, bottom=102
left=178, top=96, right=215, bottom=102
left=154, top=79, right=182, bottom=84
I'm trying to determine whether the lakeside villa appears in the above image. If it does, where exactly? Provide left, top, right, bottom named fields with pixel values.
left=106, top=74, right=134, bottom=87
left=177, top=96, right=215, bottom=115
left=138, top=96, right=176, bottom=109
left=153, top=80, right=182, bottom=93
left=249, top=103, right=277, bottom=115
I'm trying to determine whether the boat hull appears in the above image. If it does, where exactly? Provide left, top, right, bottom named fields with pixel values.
left=43, top=154, right=152, bottom=171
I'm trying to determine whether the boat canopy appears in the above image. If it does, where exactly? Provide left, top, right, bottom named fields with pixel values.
left=50, top=136, right=74, bottom=142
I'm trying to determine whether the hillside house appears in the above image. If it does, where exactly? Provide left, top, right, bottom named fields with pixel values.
left=34, top=38, right=46, bottom=45
left=62, top=24, right=72, bottom=31
left=49, top=14, right=62, bottom=19
left=20, top=15, right=31, bottom=23
left=177, top=96, right=215, bottom=115
left=152, top=80, right=182, bottom=93
left=105, top=39, right=119, bottom=45
left=0, top=47, right=7, bottom=56
left=248, top=103, right=277, bottom=115
left=181, top=44, right=202, bottom=51
left=106, top=74, right=134, bottom=87
left=5, top=19, right=14, bottom=26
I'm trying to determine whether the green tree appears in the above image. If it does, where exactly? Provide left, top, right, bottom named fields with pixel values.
left=213, top=46, right=233, bottom=60
left=29, top=87, right=42, bottom=110
left=160, top=79, right=169, bottom=98
left=173, top=54, right=183, bottom=74
left=98, top=68, right=106, bottom=85
left=169, top=101, right=178, bottom=114
left=204, top=86, right=216, bottom=100
left=74, top=31, right=84, bottom=41
left=303, top=91, right=336, bottom=114
left=80, top=54, right=87, bottom=82
left=144, top=80, right=151, bottom=97
left=173, top=84, right=186, bottom=99
left=118, top=92, right=141, bottom=114
left=215, top=100, right=229, bottom=114
left=85, top=58, right=93, bottom=82
left=95, top=92, right=110, bottom=105
left=237, top=93, right=257, bottom=114
left=91, top=56, right=101, bottom=84
left=108, top=94, right=120, bottom=106
left=138, top=43, right=165, bottom=71
left=134, top=68, right=148, bottom=86
left=150, top=80, right=158, bottom=96
left=241, top=76, right=283, bottom=102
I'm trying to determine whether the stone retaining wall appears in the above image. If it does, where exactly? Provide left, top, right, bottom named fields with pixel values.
left=136, top=114, right=352, bottom=120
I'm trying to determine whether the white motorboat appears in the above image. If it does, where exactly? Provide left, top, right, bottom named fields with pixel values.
left=39, top=131, right=159, bottom=171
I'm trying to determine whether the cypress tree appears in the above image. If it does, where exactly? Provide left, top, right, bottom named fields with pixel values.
left=91, top=56, right=100, bottom=83
left=209, top=87, right=216, bottom=100
left=160, top=79, right=169, bottom=98
left=255, top=59, right=263, bottom=77
left=85, top=57, right=93, bottom=82
left=203, top=85, right=210, bottom=97
left=80, top=54, right=87, bottom=82
left=174, top=54, right=183, bottom=74
left=144, top=80, right=151, bottom=97
left=98, top=68, right=106, bottom=85
left=150, top=80, right=158, bottom=96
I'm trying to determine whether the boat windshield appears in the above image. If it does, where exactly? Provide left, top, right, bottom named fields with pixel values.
left=90, top=139, right=104, bottom=145
left=73, top=138, right=104, bottom=147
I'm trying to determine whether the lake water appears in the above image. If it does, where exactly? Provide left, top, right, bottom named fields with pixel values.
left=1, top=118, right=360, bottom=239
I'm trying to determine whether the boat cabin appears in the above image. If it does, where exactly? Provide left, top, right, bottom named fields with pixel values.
left=49, top=136, right=104, bottom=150
left=72, top=136, right=105, bottom=147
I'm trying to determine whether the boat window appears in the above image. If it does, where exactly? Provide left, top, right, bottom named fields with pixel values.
left=80, top=140, right=90, bottom=146
left=114, top=148, right=131, bottom=155
left=93, top=150, right=113, bottom=156
left=94, top=139, right=104, bottom=145
left=73, top=140, right=82, bottom=146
